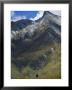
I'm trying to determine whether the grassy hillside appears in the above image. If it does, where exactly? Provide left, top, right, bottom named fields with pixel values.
left=11, top=43, right=61, bottom=79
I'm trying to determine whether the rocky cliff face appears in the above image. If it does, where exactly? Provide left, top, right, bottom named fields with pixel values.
left=11, top=11, right=61, bottom=57
left=11, top=19, right=33, bottom=31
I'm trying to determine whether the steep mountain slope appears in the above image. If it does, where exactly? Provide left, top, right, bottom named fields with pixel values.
left=11, top=19, right=33, bottom=31
left=11, top=11, right=61, bottom=79
left=11, top=11, right=61, bottom=56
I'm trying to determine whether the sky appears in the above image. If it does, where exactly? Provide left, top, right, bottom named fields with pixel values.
left=11, top=11, right=61, bottom=22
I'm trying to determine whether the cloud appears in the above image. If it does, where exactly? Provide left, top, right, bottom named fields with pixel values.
left=50, top=11, right=61, bottom=16
left=11, top=11, right=27, bottom=22
left=12, top=16, right=27, bottom=22
left=30, top=11, right=44, bottom=21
